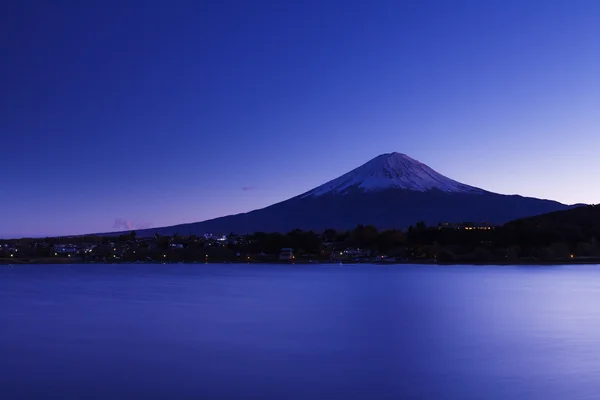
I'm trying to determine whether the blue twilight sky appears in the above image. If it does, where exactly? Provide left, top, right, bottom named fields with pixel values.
left=1, top=0, right=599, bottom=238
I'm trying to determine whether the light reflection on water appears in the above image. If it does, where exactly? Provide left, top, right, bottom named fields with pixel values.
left=1, top=263, right=600, bottom=399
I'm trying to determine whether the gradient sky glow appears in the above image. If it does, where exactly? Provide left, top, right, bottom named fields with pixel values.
left=2, top=0, right=599, bottom=237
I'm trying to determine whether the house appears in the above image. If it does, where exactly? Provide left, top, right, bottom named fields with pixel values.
left=462, top=222, right=495, bottom=231
left=438, top=222, right=495, bottom=231
left=343, top=248, right=369, bottom=257
left=81, top=243, right=97, bottom=253
left=279, top=248, right=294, bottom=261
left=53, top=244, right=79, bottom=254
left=203, top=233, right=228, bottom=242
left=330, top=248, right=370, bottom=260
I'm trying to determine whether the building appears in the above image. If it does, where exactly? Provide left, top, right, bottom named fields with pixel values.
left=438, top=222, right=495, bottom=231
left=343, top=248, right=369, bottom=257
left=53, top=244, right=79, bottom=254
left=279, top=248, right=294, bottom=261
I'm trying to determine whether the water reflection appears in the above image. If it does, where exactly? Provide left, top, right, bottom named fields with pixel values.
left=1, top=264, right=600, bottom=399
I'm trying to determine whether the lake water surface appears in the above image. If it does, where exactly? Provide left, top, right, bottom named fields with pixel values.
left=2, top=263, right=600, bottom=399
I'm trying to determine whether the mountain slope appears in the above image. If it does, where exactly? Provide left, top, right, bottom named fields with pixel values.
left=122, top=152, right=580, bottom=236
left=504, top=204, right=599, bottom=230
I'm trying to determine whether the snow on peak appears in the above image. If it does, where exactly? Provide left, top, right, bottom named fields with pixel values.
left=303, top=152, right=484, bottom=197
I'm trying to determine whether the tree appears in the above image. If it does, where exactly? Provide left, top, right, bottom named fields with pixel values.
left=157, top=236, right=171, bottom=250
left=322, top=229, right=337, bottom=243
left=506, top=245, right=521, bottom=263
left=539, top=247, right=555, bottom=262
left=550, top=242, right=570, bottom=259
left=576, top=242, right=595, bottom=257
left=377, top=230, right=405, bottom=252
left=472, top=247, right=492, bottom=262
left=350, top=225, right=378, bottom=248
left=436, top=249, right=455, bottom=263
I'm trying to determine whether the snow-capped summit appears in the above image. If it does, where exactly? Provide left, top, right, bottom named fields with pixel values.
left=303, top=152, right=484, bottom=197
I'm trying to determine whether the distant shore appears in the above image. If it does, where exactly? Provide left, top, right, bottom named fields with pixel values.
left=2, top=258, right=599, bottom=266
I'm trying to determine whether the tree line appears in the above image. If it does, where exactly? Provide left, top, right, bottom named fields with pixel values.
left=2, top=205, right=599, bottom=263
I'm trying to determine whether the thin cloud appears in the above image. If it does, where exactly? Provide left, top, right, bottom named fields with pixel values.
left=242, top=186, right=257, bottom=191
left=113, top=218, right=133, bottom=230
left=113, top=219, right=153, bottom=231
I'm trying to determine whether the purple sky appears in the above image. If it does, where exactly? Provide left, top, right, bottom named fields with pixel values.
left=2, top=0, right=599, bottom=238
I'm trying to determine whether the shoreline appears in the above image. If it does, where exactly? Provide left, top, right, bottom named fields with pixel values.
left=2, top=259, right=600, bottom=266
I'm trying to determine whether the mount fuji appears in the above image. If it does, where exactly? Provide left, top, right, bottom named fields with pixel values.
left=130, top=152, right=578, bottom=236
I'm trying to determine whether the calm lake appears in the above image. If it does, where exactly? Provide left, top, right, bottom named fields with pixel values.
left=1, top=263, right=600, bottom=399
